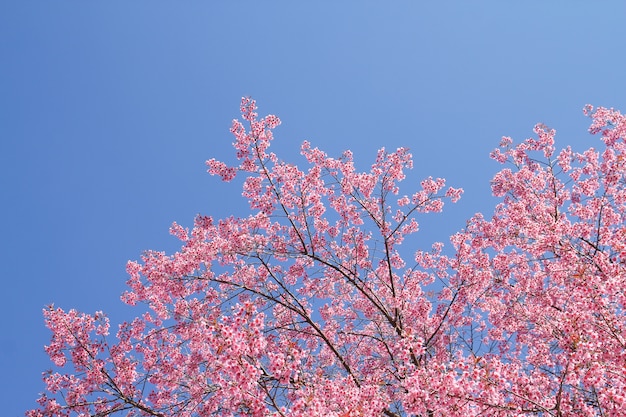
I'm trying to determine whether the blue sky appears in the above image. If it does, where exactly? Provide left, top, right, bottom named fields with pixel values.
left=2, top=2, right=626, bottom=415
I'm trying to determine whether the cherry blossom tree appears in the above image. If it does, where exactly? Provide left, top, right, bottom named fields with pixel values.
left=28, top=99, right=626, bottom=416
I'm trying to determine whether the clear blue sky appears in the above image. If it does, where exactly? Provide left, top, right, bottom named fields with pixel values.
left=2, top=2, right=625, bottom=415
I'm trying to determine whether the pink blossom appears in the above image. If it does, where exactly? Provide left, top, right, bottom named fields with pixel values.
left=28, top=101, right=626, bottom=417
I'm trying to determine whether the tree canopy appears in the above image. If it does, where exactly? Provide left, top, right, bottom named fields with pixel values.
left=28, top=99, right=626, bottom=416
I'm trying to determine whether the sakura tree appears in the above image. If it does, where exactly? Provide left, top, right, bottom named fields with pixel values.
left=28, top=99, right=626, bottom=416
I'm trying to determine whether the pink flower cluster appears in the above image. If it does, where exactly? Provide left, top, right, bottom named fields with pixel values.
left=28, top=101, right=626, bottom=416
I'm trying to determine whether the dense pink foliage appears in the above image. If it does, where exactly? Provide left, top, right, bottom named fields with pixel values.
left=28, top=99, right=626, bottom=416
